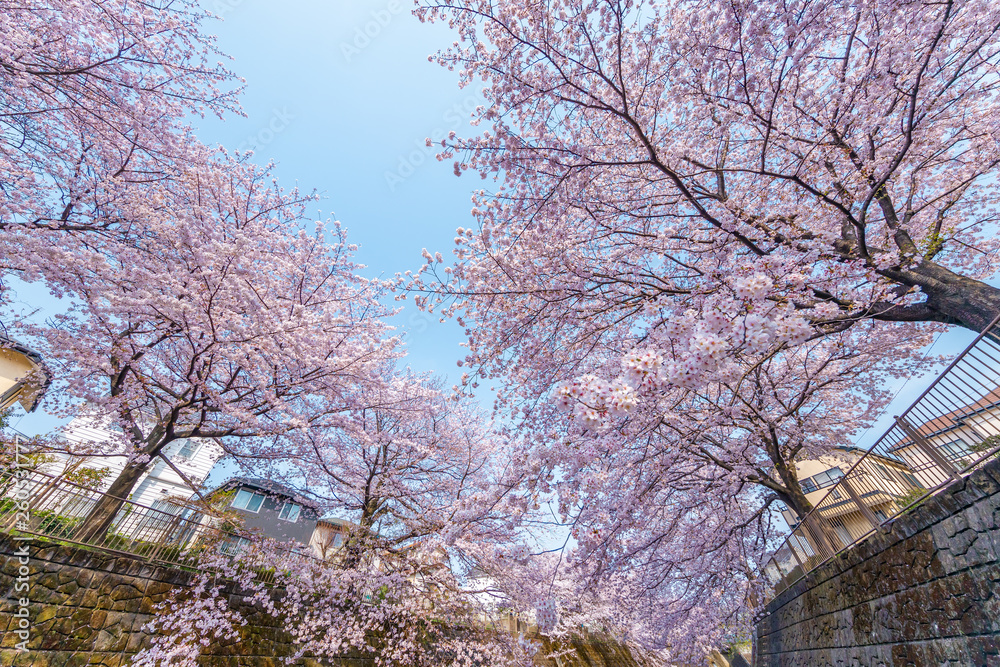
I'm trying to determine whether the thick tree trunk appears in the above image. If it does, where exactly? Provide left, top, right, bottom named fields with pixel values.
left=879, top=261, right=1000, bottom=333
left=765, top=443, right=813, bottom=519
left=767, top=455, right=844, bottom=557
left=73, top=460, right=147, bottom=543
left=341, top=499, right=378, bottom=569
left=776, top=484, right=813, bottom=522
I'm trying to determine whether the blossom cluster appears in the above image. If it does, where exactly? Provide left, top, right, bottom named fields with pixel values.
left=132, top=579, right=243, bottom=667
left=496, top=543, right=532, bottom=564
left=534, top=597, right=559, bottom=634
left=553, top=305, right=816, bottom=430
left=553, top=374, right=638, bottom=430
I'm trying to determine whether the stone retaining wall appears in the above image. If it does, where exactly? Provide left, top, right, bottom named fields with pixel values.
left=0, top=534, right=360, bottom=666
left=755, top=456, right=1000, bottom=666
left=0, top=535, right=646, bottom=666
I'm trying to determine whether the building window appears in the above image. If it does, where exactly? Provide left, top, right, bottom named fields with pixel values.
left=135, top=498, right=182, bottom=537
left=59, top=495, right=96, bottom=519
left=938, top=439, right=971, bottom=462
left=801, top=467, right=844, bottom=494
left=875, top=464, right=894, bottom=481
left=220, top=537, right=250, bottom=556
left=232, top=489, right=265, bottom=513
left=814, top=467, right=845, bottom=488
left=833, top=523, right=853, bottom=548
left=176, top=439, right=200, bottom=460
left=883, top=464, right=923, bottom=490
left=278, top=501, right=301, bottom=523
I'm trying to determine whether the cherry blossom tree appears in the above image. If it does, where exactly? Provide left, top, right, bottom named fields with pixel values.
left=0, top=0, right=238, bottom=247
left=404, top=0, right=1000, bottom=521
left=550, top=324, right=930, bottom=519
left=449, top=328, right=927, bottom=657
left=415, top=0, right=1000, bottom=338
left=402, top=0, right=1000, bottom=650
left=7, top=157, right=399, bottom=539
left=234, top=367, right=528, bottom=569
left=453, top=489, right=757, bottom=663
left=404, top=262, right=932, bottom=650
left=555, top=493, right=763, bottom=661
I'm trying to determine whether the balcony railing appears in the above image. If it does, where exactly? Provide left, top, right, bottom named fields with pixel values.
left=0, top=467, right=316, bottom=584
left=761, top=313, right=1000, bottom=600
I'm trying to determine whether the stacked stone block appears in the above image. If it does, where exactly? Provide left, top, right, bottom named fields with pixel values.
left=1, top=540, right=189, bottom=666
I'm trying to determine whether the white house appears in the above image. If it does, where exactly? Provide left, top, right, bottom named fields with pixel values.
left=46, top=415, right=224, bottom=509
left=890, top=388, right=1000, bottom=487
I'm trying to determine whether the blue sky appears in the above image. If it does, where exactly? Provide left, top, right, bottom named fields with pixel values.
left=10, top=0, right=483, bottom=434
left=7, top=0, right=985, bottom=450
left=195, top=0, right=481, bottom=375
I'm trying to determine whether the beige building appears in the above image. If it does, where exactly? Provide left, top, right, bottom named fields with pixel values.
left=780, top=447, right=923, bottom=553
left=0, top=338, right=50, bottom=413
left=771, top=388, right=1000, bottom=583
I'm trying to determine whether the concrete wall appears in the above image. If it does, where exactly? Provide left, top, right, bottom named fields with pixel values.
left=755, top=456, right=1000, bottom=666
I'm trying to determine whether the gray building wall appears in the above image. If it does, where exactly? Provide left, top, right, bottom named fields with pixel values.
left=229, top=486, right=319, bottom=546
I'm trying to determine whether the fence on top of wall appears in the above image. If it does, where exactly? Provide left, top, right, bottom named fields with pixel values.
left=761, top=314, right=1000, bottom=599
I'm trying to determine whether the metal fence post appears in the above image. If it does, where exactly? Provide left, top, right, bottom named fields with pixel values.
left=841, top=477, right=882, bottom=531
left=787, top=539, right=805, bottom=571
left=802, top=513, right=837, bottom=560
left=894, top=416, right=962, bottom=482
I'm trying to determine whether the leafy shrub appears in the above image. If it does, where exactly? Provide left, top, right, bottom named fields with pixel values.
left=35, top=510, right=82, bottom=538
left=895, top=488, right=929, bottom=510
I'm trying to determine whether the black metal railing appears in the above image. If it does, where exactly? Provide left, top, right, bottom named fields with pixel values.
left=0, top=466, right=472, bottom=615
left=761, top=314, right=1000, bottom=599
left=0, top=467, right=318, bottom=583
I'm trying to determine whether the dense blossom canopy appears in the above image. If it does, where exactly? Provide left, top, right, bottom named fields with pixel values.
left=410, top=0, right=1000, bottom=654
left=1, top=0, right=239, bottom=242
left=133, top=541, right=535, bottom=667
